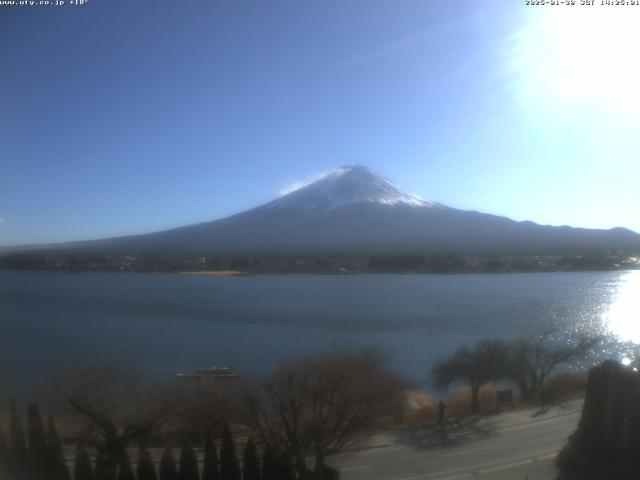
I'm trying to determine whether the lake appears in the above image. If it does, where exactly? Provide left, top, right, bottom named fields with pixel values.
left=1, top=270, right=639, bottom=393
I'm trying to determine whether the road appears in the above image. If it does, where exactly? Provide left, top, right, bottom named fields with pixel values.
left=328, top=401, right=582, bottom=480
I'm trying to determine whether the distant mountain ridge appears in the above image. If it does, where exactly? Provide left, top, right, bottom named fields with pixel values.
left=5, top=165, right=640, bottom=257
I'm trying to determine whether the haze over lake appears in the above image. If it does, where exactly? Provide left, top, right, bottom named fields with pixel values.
left=1, top=270, right=639, bottom=393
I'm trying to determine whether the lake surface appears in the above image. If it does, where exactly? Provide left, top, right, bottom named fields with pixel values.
left=1, top=270, right=639, bottom=393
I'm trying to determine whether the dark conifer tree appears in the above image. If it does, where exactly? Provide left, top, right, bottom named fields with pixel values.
left=9, top=401, right=28, bottom=478
left=0, top=424, right=10, bottom=478
left=47, top=416, right=71, bottom=480
left=242, top=438, right=261, bottom=480
left=95, top=452, right=118, bottom=480
left=260, top=445, right=278, bottom=480
left=136, top=445, right=158, bottom=480
left=117, top=450, right=135, bottom=480
left=159, top=447, right=178, bottom=480
left=74, top=441, right=95, bottom=480
left=202, top=435, right=219, bottom=480
left=219, top=424, right=240, bottom=480
left=27, top=404, right=47, bottom=471
left=278, top=455, right=296, bottom=480
left=178, top=442, right=199, bottom=480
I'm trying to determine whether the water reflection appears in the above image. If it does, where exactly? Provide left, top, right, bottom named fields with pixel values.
left=605, top=270, right=640, bottom=344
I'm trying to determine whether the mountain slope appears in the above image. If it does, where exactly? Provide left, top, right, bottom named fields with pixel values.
left=7, top=165, right=640, bottom=256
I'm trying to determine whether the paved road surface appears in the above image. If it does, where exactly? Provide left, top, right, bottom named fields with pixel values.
left=328, top=401, right=582, bottom=480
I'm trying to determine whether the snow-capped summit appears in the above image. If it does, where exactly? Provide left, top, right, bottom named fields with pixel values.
left=268, top=165, right=439, bottom=211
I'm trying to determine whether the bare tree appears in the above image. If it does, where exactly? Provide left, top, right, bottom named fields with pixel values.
left=431, top=339, right=510, bottom=414
left=171, top=379, right=247, bottom=442
left=245, top=348, right=405, bottom=479
left=507, top=331, right=599, bottom=403
left=57, top=363, right=178, bottom=480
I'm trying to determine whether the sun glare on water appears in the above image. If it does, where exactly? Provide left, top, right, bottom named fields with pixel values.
left=605, top=270, right=640, bottom=345
left=510, top=6, right=640, bottom=111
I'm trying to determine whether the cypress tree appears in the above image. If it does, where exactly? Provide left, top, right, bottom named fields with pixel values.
left=278, top=455, right=296, bottom=480
left=117, top=450, right=135, bottom=480
left=95, top=452, right=117, bottom=480
left=159, top=447, right=178, bottom=480
left=178, top=442, right=199, bottom=480
left=47, top=416, right=71, bottom=480
left=27, top=404, right=47, bottom=473
left=219, top=424, right=240, bottom=480
left=202, top=435, right=219, bottom=480
left=260, top=445, right=278, bottom=480
left=242, top=438, right=261, bottom=480
left=0, top=424, right=10, bottom=478
left=9, top=400, right=27, bottom=478
left=74, top=441, right=95, bottom=480
left=136, top=445, right=157, bottom=480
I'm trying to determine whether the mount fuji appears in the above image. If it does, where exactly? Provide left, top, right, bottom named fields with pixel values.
left=8, top=165, right=640, bottom=257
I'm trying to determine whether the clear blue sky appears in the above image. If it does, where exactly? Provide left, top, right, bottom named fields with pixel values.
left=1, top=0, right=639, bottom=246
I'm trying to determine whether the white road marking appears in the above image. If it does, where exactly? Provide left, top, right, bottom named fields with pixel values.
left=333, top=445, right=406, bottom=459
left=340, top=465, right=372, bottom=472
left=395, top=449, right=559, bottom=480
left=496, top=411, right=579, bottom=432
left=469, top=452, right=558, bottom=477
left=353, top=446, right=406, bottom=456
left=442, top=442, right=506, bottom=457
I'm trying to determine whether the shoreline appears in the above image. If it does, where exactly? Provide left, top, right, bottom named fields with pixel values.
left=1, top=268, right=639, bottom=277
left=177, top=270, right=254, bottom=277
